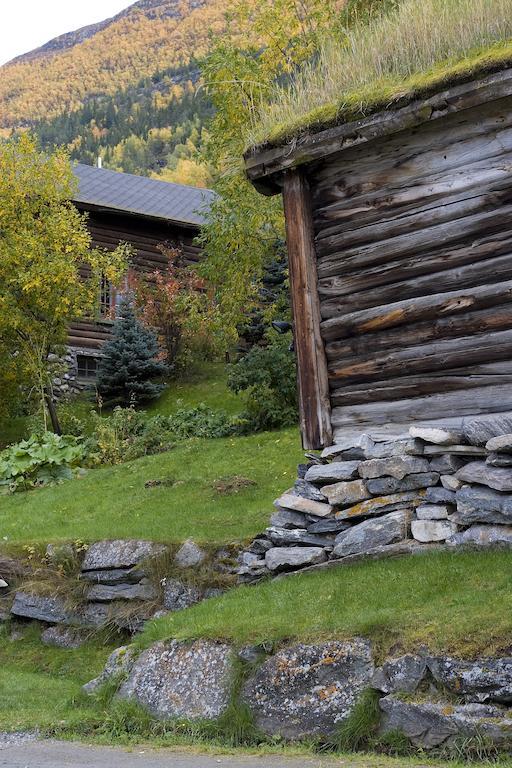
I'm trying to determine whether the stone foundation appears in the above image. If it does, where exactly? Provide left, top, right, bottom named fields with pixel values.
left=238, top=416, right=512, bottom=581
left=50, top=346, right=101, bottom=399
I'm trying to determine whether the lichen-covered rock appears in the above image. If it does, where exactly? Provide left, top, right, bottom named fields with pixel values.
left=274, top=493, right=333, bottom=519
left=118, top=640, right=233, bottom=720
left=163, top=579, right=201, bottom=612
left=446, top=524, right=512, bottom=547
left=243, top=640, right=374, bottom=739
left=265, top=546, right=326, bottom=572
left=358, top=456, right=429, bottom=481
left=320, top=479, right=370, bottom=507
left=83, top=645, right=136, bottom=695
left=411, top=519, right=457, bottom=543
left=174, top=540, right=206, bottom=568
left=41, top=625, right=88, bottom=649
left=335, top=492, right=420, bottom=521
left=428, top=656, right=512, bottom=703
left=372, top=654, right=426, bottom=694
left=82, top=540, right=168, bottom=572
left=366, top=472, right=438, bottom=495
left=333, top=510, right=409, bottom=558
left=380, top=696, right=512, bottom=749
left=304, top=462, right=360, bottom=485
left=11, top=592, right=78, bottom=625
left=456, top=461, right=512, bottom=492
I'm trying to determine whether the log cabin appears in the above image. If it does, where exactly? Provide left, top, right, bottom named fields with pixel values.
left=245, top=66, right=512, bottom=450
left=60, top=163, right=214, bottom=393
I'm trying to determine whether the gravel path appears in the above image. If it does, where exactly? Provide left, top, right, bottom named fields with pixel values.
left=0, top=739, right=342, bottom=768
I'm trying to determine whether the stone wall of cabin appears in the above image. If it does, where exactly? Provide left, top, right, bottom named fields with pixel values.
left=308, top=94, right=512, bottom=442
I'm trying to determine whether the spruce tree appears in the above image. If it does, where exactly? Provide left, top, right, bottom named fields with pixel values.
left=97, top=295, right=167, bottom=405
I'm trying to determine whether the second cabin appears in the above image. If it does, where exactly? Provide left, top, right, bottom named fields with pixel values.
left=245, top=67, right=512, bottom=449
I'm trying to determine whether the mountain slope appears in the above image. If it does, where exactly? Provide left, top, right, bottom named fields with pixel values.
left=0, top=0, right=228, bottom=130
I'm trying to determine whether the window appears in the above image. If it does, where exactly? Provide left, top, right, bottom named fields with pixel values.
left=99, top=275, right=114, bottom=318
left=77, top=355, right=98, bottom=380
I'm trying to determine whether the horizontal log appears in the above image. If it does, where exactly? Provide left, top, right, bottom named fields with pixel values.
left=244, top=69, right=512, bottom=190
left=328, top=329, right=512, bottom=386
left=325, top=303, right=512, bottom=361
left=318, top=230, right=512, bottom=299
left=330, top=363, right=512, bottom=406
left=314, top=178, right=512, bottom=255
left=316, top=200, right=512, bottom=270
left=320, top=250, right=512, bottom=319
left=320, top=280, right=512, bottom=341
left=67, top=337, right=104, bottom=350
left=331, top=383, right=512, bottom=428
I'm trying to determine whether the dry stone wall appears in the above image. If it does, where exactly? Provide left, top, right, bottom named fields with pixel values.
left=238, top=417, right=512, bottom=581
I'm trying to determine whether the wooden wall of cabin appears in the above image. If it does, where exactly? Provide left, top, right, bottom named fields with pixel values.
left=68, top=209, right=201, bottom=351
left=307, top=94, right=512, bottom=442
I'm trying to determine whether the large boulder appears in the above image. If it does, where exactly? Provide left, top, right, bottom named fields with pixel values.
left=118, top=640, right=233, bottom=720
left=243, top=640, right=374, bottom=739
left=428, top=656, right=512, bottom=704
left=82, top=540, right=168, bottom=572
left=380, top=696, right=512, bottom=749
left=333, top=510, right=409, bottom=558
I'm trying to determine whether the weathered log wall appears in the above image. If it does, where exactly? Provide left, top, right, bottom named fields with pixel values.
left=307, top=94, right=512, bottom=442
left=68, top=208, right=202, bottom=351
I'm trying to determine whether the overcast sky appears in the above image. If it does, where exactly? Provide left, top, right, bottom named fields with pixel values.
left=0, top=0, right=133, bottom=65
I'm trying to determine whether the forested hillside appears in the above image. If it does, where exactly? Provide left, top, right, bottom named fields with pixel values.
left=0, top=0, right=228, bottom=183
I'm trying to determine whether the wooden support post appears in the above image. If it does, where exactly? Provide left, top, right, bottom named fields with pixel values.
left=282, top=169, right=332, bottom=449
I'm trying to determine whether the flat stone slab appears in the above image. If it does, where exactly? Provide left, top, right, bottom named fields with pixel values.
left=430, top=454, right=465, bottom=473
left=243, top=640, right=374, bottom=739
left=274, top=493, right=333, bottom=519
left=270, top=508, right=308, bottom=529
left=292, top=479, right=327, bottom=502
left=320, top=479, right=370, bottom=507
left=358, top=456, right=429, bottom=480
left=415, top=504, right=450, bottom=520
left=447, top=524, right=512, bottom=547
left=409, top=426, right=464, bottom=445
left=453, top=486, right=512, bottom=525
left=424, top=486, right=456, bottom=504
left=464, top=414, right=512, bottom=446
left=307, top=519, right=351, bottom=535
left=428, top=655, right=512, bottom=703
left=305, top=462, right=360, bottom=484
left=423, top=445, right=486, bottom=456
left=80, top=567, right=145, bottom=585
left=363, top=438, right=423, bottom=459
left=118, top=640, right=233, bottom=720
left=266, top=527, right=333, bottom=548
left=366, top=472, right=438, bottom=496
left=87, top=581, right=158, bottom=602
left=335, top=491, right=420, bottom=521
left=456, top=461, right=512, bottom=492
left=411, top=519, right=457, bottom=543
left=333, top=510, right=409, bottom=558
left=11, top=592, right=78, bottom=625
left=82, top=540, right=168, bottom=572
left=380, top=695, right=512, bottom=749
left=486, top=434, right=512, bottom=453
left=321, top=436, right=371, bottom=460
left=265, top=546, right=326, bottom=572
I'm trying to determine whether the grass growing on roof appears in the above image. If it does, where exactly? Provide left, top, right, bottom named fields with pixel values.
left=138, top=548, right=512, bottom=659
left=248, top=0, right=512, bottom=148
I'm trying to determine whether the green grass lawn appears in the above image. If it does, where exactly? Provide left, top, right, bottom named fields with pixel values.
left=139, top=548, right=512, bottom=660
left=149, top=363, right=244, bottom=416
left=0, top=427, right=302, bottom=544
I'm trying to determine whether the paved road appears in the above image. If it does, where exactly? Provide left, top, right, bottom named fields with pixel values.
left=0, top=739, right=344, bottom=768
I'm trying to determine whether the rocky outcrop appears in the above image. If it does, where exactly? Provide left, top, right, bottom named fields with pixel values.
left=238, top=418, right=512, bottom=582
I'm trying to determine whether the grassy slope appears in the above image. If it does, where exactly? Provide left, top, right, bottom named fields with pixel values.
left=139, top=549, right=512, bottom=659
left=0, top=364, right=302, bottom=544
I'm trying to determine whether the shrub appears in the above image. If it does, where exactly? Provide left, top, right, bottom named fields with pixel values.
left=97, top=295, right=168, bottom=406
left=0, top=433, right=85, bottom=494
left=166, top=404, right=240, bottom=439
left=227, top=337, right=298, bottom=431
left=85, top=408, right=175, bottom=465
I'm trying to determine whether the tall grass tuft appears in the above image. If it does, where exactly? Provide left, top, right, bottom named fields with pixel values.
left=248, top=0, right=512, bottom=146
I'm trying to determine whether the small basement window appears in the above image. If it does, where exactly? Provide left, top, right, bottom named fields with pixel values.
left=77, top=355, right=98, bottom=380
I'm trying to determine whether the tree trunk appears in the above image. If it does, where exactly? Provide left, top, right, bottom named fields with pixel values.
left=44, top=387, right=62, bottom=436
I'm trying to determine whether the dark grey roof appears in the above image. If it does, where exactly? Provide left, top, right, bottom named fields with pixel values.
left=72, top=163, right=215, bottom=227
